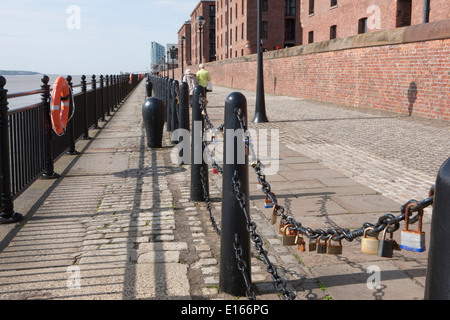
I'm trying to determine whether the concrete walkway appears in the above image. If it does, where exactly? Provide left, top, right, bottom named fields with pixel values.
left=0, top=80, right=448, bottom=300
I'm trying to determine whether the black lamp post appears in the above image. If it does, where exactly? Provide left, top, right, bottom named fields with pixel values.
left=180, top=36, right=185, bottom=78
left=167, top=51, right=170, bottom=78
left=196, top=15, right=205, bottom=64
left=170, top=45, right=177, bottom=80
left=164, top=54, right=167, bottom=77
left=253, top=0, right=269, bottom=123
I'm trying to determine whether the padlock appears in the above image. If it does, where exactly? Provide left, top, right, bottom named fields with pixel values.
left=270, top=211, right=278, bottom=225
left=212, top=168, right=219, bottom=174
left=400, top=204, right=426, bottom=252
left=308, top=239, right=317, bottom=252
left=243, top=136, right=249, bottom=156
left=361, top=227, right=379, bottom=255
left=378, top=228, right=394, bottom=258
left=264, top=195, right=274, bottom=208
left=296, top=234, right=306, bottom=252
left=326, top=237, right=343, bottom=255
left=316, top=237, right=327, bottom=254
left=282, top=225, right=298, bottom=246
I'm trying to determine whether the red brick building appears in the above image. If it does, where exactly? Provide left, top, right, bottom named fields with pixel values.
left=215, top=0, right=302, bottom=60
left=187, top=0, right=217, bottom=65
left=178, top=21, right=192, bottom=67
left=302, top=0, right=450, bottom=44
left=178, top=0, right=449, bottom=65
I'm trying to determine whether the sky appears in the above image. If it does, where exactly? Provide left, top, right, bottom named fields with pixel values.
left=0, top=0, right=198, bottom=75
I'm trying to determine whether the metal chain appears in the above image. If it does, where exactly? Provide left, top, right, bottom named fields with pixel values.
left=252, top=160, right=433, bottom=242
left=232, top=170, right=296, bottom=300
left=199, top=93, right=224, bottom=173
left=199, top=167, right=221, bottom=236
left=199, top=94, right=224, bottom=133
left=235, top=108, right=257, bottom=161
left=202, top=137, right=224, bottom=174
left=233, top=233, right=256, bottom=300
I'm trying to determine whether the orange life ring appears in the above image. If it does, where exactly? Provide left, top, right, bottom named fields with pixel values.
left=129, top=74, right=133, bottom=85
left=50, top=76, right=71, bottom=136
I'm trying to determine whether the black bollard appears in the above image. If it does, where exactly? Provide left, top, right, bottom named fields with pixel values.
left=425, top=158, right=450, bottom=300
left=166, top=78, right=172, bottom=132
left=146, top=77, right=153, bottom=97
left=142, top=97, right=165, bottom=148
left=219, top=92, right=251, bottom=297
left=178, top=81, right=190, bottom=132
left=176, top=81, right=190, bottom=165
left=171, top=80, right=180, bottom=144
left=190, top=85, right=208, bottom=201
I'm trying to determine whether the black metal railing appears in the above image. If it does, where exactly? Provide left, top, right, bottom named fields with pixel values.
left=0, top=73, right=144, bottom=223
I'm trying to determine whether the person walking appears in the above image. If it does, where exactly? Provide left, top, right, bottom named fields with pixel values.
left=196, top=64, right=210, bottom=101
left=182, top=69, right=197, bottom=106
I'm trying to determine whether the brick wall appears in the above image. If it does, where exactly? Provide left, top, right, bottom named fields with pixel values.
left=175, top=20, right=450, bottom=121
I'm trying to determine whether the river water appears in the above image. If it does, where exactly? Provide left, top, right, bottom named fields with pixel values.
left=2, top=74, right=83, bottom=110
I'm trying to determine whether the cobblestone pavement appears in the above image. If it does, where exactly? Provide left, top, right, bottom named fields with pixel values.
left=205, top=86, right=449, bottom=213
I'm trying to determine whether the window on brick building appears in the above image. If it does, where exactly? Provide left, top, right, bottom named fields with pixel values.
left=262, top=21, right=268, bottom=38
left=241, top=49, right=244, bottom=56
left=396, top=0, right=412, bottom=27
left=241, top=23, right=244, bottom=39
left=285, top=19, right=295, bottom=41
left=242, top=0, right=244, bottom=15
left=235, top=26, right=238, bottom=41
left=358, top=18, right=367, bottom=34
left=330, top=25, right=337, bottom=39
left=262, top=0, right=269, bottom=13
left=424, top=0, right=431, bottom=22
left=230, top=7, right=232, bottom=24
left=230, top=29, right=232, bottom=44
left=285, top=0, right=296, bottom=16
left=308, top=31, right=314, bottom=43
left=331, top=0, right=337, bottom=7
left=309, top=0, right=314, bottom=15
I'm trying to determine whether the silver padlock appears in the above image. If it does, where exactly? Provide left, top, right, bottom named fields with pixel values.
left=400, top=204, right=426, bottom=252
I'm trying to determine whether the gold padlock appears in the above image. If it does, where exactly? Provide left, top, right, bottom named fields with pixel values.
left=316, top=237, right=327, bottom=254
left=326, top=237, right=343, bottom=255
left=282, top=224, right=298, bottom=246
left=361, top=227, right=380, bottom=255
left=308, top=238, right=317, bottom=252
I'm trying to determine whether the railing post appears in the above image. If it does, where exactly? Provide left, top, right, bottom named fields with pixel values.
left=81, top=75, right=91, bottom=140
left=219, top=91, right=250, bottom=297
left=92, top=75, right=99, bottom=129
left=105, top=75, right=111, bottom=117
left=41, top=75, right=61, bottom=179
left=99, top=75, right=106, bottom=121
left=0, top=76, right=23, bottom=224
left=109, top=74, right=114, bottom=113
left=112, top=75, right=117, bottom=110
left=66, top=75, right=79, bottom=155
left=425, top=158, right=450, bottom=300
left=190, top=85, right=208, bottom=201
